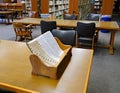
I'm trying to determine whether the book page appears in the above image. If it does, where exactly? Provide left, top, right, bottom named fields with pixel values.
left=27, top=31, right=64, bottom=66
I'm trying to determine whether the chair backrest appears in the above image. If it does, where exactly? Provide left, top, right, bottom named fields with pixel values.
left=40, top=20, right=57, bottom=34
left=63, top=14, right=77, bottom=20
left=40, top=14, right=51, bottom=18
left=76, top=22, right=96, bottom=38
left=13, top=22, right=24, bottom=33
left=51, top=29, right=76, bottom=46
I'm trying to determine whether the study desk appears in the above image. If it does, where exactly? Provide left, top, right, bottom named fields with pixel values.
left=0, top=40, right=93, bottom=93
left=0, top=11, right=13, bottom=24
left=8, top=9, right=23, bottom=18
left=0, top=3, right=23, bottom=18
left=14, top=18, right=120, bottom=54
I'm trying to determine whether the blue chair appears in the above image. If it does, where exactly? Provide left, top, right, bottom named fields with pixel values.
left=40, top=20, right=57, bottom=34
left=63, top=14, right=78, bottom=20
left=60, top=14, right=78, bottom=30
left=51, top=29, right=76, bottom=46
left=76, top=22, right=96, bottom=49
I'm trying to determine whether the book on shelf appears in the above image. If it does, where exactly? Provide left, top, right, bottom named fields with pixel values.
left=27, top=31, right=64, bottom=66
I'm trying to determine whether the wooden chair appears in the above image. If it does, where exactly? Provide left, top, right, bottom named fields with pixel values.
left=13, top=22, right=32, bottom=41
left=63, top=14, right=78, bottom=20
left=76, top=22, right=96, bottom=49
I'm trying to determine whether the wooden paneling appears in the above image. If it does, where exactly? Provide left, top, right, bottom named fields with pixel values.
left=101, top=0, right=114, bottom=15
left=69, top=0, right=78, bottom=14
left=30, top=0, right=39, bottom=17
left=41, top=0, right=49, bottom=13
left=3, top=0, right=11, bottom=3
left=31, top=0, right=38, bottom=11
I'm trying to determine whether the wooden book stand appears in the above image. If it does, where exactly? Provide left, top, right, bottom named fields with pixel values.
left=29, top=38, right=72, bottom=79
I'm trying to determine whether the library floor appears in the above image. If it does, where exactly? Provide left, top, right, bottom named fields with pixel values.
left=0, top=18, right=120, bottom=93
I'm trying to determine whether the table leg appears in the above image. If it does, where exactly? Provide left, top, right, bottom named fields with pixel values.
left=95, top=30, right=99, bottom=42
left=18, top=11, right=22, bottom=19
left=6, top=14, right=9, bottom=24
left=109, top=31, right=115, bottom=55
left=5, top=14, right=8, bottom=24
left=11, top=13, right=13, bottom=22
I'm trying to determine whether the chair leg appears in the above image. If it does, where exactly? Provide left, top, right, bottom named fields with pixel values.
left=25, top=37, right=27, bottom=42
left=95, top=30, right=99, bottom=43
left=15, top=36, right=17, bottom=41
left=92, top=37, right=95, bottom=49
left=75, top=34, right=78, bottom=47
left=30, top=34, right=32, bottom=39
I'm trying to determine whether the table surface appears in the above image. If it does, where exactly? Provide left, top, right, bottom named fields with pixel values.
left=0, top=40, right=93, bottom=93
left=14, top=18, right=120, bottom=31
left=13, top=18, right=120, bottom=55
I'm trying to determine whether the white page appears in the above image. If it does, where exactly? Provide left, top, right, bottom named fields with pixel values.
left=28, top=31, right=63, bottom=62
left=28, top=41, right=58, bottom=66
left=37, top=31, right=63, bottom=61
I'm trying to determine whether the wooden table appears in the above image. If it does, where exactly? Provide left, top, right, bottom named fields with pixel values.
left=14, top=18, right=120, bottom=54
left=0, top=40, right=93, bottom=93
left=0, top=11, right=13, bottom=24
left=8, top=9, right=23, bottom=18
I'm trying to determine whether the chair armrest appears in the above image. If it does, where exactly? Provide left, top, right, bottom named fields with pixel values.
left=25, top=24, right=32, bottom=28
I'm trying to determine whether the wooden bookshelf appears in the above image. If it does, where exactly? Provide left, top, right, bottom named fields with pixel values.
left=24, top=0, right=31, bottom=11
left=69, top=0, right=79, bottom=14
left=113, top=0, right=120, bottom=13
left=69, top=0, right=92, bottom=19
left=93, top=0, right=114, bottom=15
left=2, top=0, right=20, bottom=3
left=41, top=0, right=69, bottom=19
left=101, top=0, right=114, bottom=15
left=79, top=0, right=92, bottom=19
left=19, top=0, right=92, bottom=19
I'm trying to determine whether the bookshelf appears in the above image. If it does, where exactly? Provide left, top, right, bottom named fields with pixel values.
left=23, top=0, right=92, bottom=19
left=24, top=0, right=31, bottom=11
left=69, top=0, right=92, bottom=20
left=93, top=0, right=102, bottom=13
left=2, top=0, right=19, bottom=3
left=93, top=0, right=114, bottom=15
left=79, top=0, right=92, bottom=19
left=41, top=0, right=69, bottom=19
left=101, top=0, right=114, bottom=15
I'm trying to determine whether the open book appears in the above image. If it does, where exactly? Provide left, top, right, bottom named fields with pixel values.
left=27, top=31, right=64, bottom=66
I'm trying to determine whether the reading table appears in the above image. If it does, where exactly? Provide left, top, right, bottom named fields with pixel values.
left=13, top=18, right=120, bottom=55
left=0, top=10, right=13, bottom=24
left=0, top=40, right=93, bottom=93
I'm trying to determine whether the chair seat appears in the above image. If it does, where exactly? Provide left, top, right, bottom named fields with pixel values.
left=78, top=37, right=93, bottom=44
left=78, top=37, right=94, bottom=49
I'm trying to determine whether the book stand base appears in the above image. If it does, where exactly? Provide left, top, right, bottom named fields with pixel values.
left=29, top=38, right=72, bottom=79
